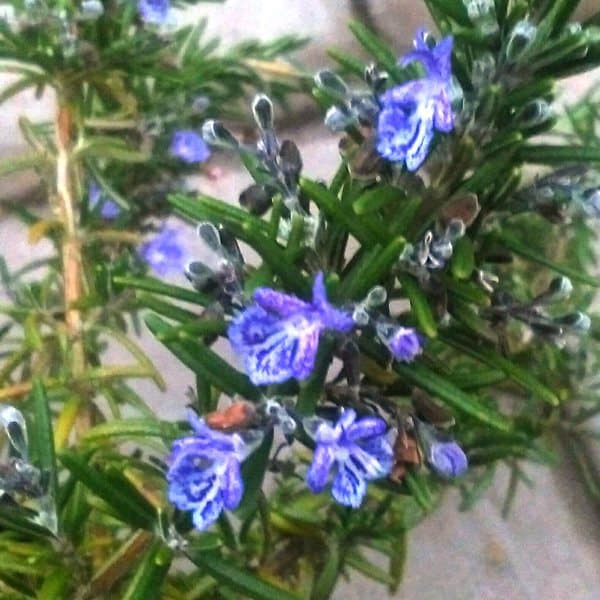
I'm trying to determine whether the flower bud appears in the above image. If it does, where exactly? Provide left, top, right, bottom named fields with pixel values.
left=239, top=184, right=274, bottom=216
left=314, top=70, right=349, bottom=99
left=324, top=106, right=355, bottom=132
left=252, top=94, right=274, bottom=131
left=376, top=322, right=423, bottom=362
left=428, top=440, right=468, bottom=478
left=201, top=120, right=239, bottom=149
left=505, top=20, right=537, bottom=61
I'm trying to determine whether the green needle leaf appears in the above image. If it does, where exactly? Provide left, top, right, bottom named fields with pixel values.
left=438, top=331, right=560, bottom=406
left=187, top=552, right=301, bottom=600
left=121, top=538, right=173, bottom=600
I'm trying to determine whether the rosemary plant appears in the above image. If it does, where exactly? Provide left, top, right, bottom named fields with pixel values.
left=1, top=0, right=600, bottom=599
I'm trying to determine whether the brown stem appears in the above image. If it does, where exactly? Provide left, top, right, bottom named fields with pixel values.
left=56, top=103, right=86, bottom=377
left=55, top=100, right=92, bottom=437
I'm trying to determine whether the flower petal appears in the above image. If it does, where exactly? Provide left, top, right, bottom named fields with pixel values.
left=332, top=462, right=367, bottom=508
left=168, top=470, right=217, bottom=511
left=253, top=287, right=310, bottom=317
left=243, top=319, right=321, bottom=385
left=228, top=306, right=280, bottom=353
left=433, top=36, right=454, bottom=81
left=306, top=444, right=336, bottom=493
left=310, top=271, right=327, bottom=307
left=336, top=408, right=356, bottom=434
left=192, top=496, right=224, bottom=531
left=404, top=106, right=435, bottom=171
left=346, top=416, right=387, bottom=442
left=220, top=456, right=244, bottom=510
left=358, top=436, right=394, bottom=476
left=348, top=442, right=392, bottom=480
left=291, top=324, right=321, bottom=380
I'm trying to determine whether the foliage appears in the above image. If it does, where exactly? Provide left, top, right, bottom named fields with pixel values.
left=0, top=0, right=600, bottom=598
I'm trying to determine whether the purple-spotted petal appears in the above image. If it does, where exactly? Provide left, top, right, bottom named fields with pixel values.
left=253, top=286, right=310, bottom=317
left=306, top=444, right=336, bottom=493
left=242, top=319, right=321, bottom=385
left=332, top=463, right=367, bottom=508
left=335, top=409, right=357, bottom=435
left=168, top=468, right=218, bottom=510
left=290, top=324, right=321, bottom=380
left=358, top=436, right=394, bottom=475
left=346, top=416, right=387, bottom=442
left=228, top=306, right=280, bottom=353
left=404, top=106, right=435, bottom=171
left=312, top=421, right=341, bottom=445
left=347, top=444, right=392, bottom=480
left=192, top=496, right=223, bottom=531
left=220, top=456, right=244, bottom=510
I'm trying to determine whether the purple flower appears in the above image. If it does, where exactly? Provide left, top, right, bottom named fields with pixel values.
left=139, top=227, right=186, bottom=276
left=376, top=322, right=423, bottom=362
left=167, top=411, right=260, bottom=530
left=376, top=30, right=454, bottom=171
left=305, top=409, right=393, bottom=508
left=89, top=182, right=121, bottom=220
left=138, top=0, right=169, bottom=25
left=228, top=272, right=354, bottom=385
left=428, top=440, right=468, bottom=478
left=169, top=130, right=211, bottom=164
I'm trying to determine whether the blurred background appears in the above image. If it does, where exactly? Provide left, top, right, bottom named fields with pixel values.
left=0, top=2, right=599, bottom=598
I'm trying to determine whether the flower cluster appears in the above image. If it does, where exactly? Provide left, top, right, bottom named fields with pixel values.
left=167, top=411, right=261, bottom=530
left=305, top=409, right=393, bottom=508
left=316, top=30, right=455, bottom=173
left=376, top=30, right=454, bottom=170
left=228, top=272, right=354, bottom=385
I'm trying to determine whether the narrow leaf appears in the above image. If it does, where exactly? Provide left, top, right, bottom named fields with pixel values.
left=398, top=274, right=438, bottom=338
left=121, top=538, right=173, bottom=600
left=187, top=552, right=301, bottom=600
left=438, top=330, right=559, bottom=406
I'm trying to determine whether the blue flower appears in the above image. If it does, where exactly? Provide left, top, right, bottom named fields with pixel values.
left=138, top=0, right=169, bottom=25
left=228, top=272, right=354, bottom=385
left=428, top=440, right=468, bottom=478
left=376, top=30, right=454, bottom=171
left=376, top=322, right=423, bottom=362
left=305, top=409, right=393, bottom=508
left=139, top=227, right=186, bottom=276
left=169, top=130, right=211, bottom=164
left=167, top=411, right=260, bottom=531
left=89, top=182, right=121, bottom=220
